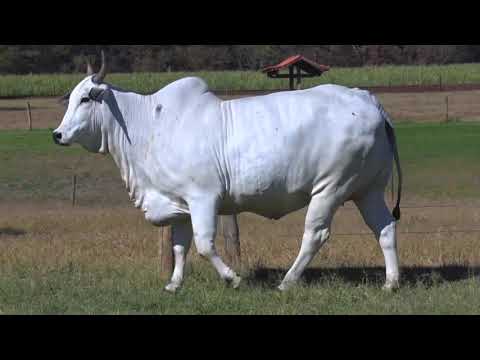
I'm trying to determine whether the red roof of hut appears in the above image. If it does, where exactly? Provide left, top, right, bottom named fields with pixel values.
left=262, top=55, right=330, bottom=77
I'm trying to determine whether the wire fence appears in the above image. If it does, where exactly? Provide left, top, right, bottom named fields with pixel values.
left=333, top=202, right=480, bottom=237
left=341, top=204, right=480, bottom=211
left=275, top=228, right=480, bottom=238
left=241, top=201, right=480, bottom=238
left=334, top=229, right=480, bottom=237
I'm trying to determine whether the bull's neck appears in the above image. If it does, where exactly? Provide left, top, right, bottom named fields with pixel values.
left=101, top=89, right=153, bottom=208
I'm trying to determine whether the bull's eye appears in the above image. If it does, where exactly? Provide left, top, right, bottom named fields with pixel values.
left=80, top=97, right=91, bottom=104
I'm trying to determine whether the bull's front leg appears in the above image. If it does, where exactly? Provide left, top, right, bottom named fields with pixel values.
left=189, top=198, right=242, bottom=289
left=165, top=221, right=193, bottom=293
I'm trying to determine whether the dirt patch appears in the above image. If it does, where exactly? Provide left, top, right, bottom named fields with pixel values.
left=0, top=98, right=65, bottom=130
left=1, top=90, right=480, bottom=130
left=378, top=90, right=480, bottom=122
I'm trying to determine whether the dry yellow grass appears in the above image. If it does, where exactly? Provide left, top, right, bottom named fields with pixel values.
left=1, top=199, right=478, bottom=277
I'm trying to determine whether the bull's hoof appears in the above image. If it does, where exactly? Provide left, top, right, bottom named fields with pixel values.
left=382, top=280, right=400, bottom=292
left=165, top=283, right=181, bottom=294
left=227, top=275, right=242, bottom=289
left=278, top=282, right=293, bottom=292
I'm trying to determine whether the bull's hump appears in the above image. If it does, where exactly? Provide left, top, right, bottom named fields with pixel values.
left=161, top=77, right=210, bottom=97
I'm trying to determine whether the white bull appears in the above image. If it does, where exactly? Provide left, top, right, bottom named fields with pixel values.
left=54, top=53, right=403, bottom=293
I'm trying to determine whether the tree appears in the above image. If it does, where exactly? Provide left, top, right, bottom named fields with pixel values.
left=0, top=45, right=477, bottom=74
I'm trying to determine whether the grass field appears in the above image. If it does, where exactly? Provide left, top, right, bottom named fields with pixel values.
left=3, top=63, right=480, bottom=98
left=0, top=119, right=479, bottom=315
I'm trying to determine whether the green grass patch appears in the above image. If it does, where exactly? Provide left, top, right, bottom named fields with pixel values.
left=396, top=122, right=480, bottom=198
left=0, top=262, right=478, bottom=315
left=2, top=63, right=480, bottom=98
left=0, top=122, right=479, bottom=202
left=0, top=129, right=81, bottom=156
left=2, top=122, right=479, bottom=160
left=0, top=129, right=119, bottom=204
left=397, top=122, right=480, bottom=164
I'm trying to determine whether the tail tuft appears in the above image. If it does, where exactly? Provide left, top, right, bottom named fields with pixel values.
left=393, top=206, right=401, bottom=221
left=382, top=103, right=403, bottom=223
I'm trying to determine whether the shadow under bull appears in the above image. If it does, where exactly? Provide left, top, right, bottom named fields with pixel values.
left=247, top=266, right=480, bottom=288
left=0, top=228, right=27, bottom=237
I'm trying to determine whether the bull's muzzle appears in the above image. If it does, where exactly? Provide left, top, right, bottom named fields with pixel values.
left=52, top=131, right=69, bottom=147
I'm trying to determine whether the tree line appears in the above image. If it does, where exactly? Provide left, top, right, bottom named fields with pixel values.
left=0, top=45, right=479, bottom=74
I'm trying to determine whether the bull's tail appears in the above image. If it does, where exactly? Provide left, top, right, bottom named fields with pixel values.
left=380, top=105, right=403, bottom=221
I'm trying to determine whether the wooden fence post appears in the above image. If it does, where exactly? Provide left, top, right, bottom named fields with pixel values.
left=26, top=102, right=32, bottom=131
left=220, top=215, right=241, bottom=268
left=158, top=226, right=174, bottom=279
left=446, top=96, right=449, bottom=122
left=72, top=174, right=77, bottom=207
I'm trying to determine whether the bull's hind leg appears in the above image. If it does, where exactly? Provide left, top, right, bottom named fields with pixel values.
left=189, top=198, right=242, bottom=289
left=354, top=191, right=400, bottom=290
left=165, top=222, right=193, bottom=293
left=279, top=195, right=339, bottom=292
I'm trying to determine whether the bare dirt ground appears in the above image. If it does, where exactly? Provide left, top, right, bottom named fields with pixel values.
left=377, top=91, right=480, bottom=122
left=0, top=98, right=65, bottom=130
left=1, top=90, right=480, bottom=130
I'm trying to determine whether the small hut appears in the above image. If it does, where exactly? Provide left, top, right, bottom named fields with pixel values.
left=262, top=55, right=330, bottom=90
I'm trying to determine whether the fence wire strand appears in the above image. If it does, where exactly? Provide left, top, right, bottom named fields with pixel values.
left=276, top=228, right=480, bottom=238
left=274, top=202, right=480, bottom=237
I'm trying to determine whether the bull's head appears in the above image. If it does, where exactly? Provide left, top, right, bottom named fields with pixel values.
left=53, top=51, right=109, bottom=153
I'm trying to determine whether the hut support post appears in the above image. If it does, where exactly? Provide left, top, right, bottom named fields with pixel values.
left=296, top=66, right=302, bottom=90
left=289, top=66, right=295, bottom=90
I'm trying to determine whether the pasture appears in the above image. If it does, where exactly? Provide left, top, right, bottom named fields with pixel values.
left=0, top=82, right=480, bottom=315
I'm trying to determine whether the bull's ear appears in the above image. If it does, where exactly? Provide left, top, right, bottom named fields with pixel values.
left=58, top=91, right=71, bottom=106
left=88, top=87, right=106, bottom=102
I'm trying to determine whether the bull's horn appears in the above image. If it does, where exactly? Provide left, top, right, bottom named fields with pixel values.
left=86, top=57, right=94, bottom=76
left=93, top=50, right=107, bottom=83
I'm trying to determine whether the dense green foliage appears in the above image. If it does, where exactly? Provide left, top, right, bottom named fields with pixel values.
left=1, top=45, right=480, bottom=74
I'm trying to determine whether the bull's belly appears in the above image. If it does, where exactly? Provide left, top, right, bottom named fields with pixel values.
left=219, top=191, right=311, bottom=220
left=139, top=190, right=190, bottom=226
